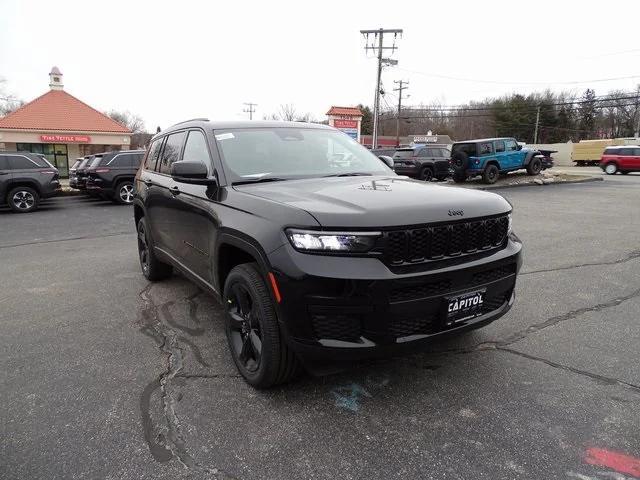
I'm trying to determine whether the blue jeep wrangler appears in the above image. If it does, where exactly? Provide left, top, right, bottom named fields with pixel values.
left=450, top=137, right=544, bottom=184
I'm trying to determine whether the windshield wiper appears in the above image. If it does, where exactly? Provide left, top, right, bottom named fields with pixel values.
left=323, top=172, right=372, bottom=177
left=233, top=177, right=289, bottom=185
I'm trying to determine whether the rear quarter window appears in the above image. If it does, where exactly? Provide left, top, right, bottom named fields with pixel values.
left=393, top=150, right=414, bottom=159
left=144, top=140, right=163, bottom=171
left=8, top=155, right=40, bottom=169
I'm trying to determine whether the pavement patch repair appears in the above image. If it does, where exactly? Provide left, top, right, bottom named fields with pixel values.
left=1, top=175, right=640, bottom=480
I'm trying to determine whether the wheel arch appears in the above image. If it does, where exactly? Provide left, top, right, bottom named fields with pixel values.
left=6, top=180, right=41, bottom=196
left=523, top=151, right=542, bottom=166
left=216, top=232, right=272, bottom=295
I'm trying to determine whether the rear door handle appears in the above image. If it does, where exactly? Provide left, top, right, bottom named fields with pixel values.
left=169, top=186, right=181, bottom=196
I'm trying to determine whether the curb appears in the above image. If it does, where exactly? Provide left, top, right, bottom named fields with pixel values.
left=457, top=176, right=603, bottom=191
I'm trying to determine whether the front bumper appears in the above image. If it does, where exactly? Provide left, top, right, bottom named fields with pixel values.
left=268, top=238, right=522, bottom=373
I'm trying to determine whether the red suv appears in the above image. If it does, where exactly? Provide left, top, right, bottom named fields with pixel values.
left=600, top=146, right=640, bottom=175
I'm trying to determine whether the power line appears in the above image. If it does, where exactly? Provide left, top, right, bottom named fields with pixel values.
left=243, top=102, right=257, bottom=120
left=397, top=67, right=640, bottom=86
left=360, top=28, right=402, bottom=148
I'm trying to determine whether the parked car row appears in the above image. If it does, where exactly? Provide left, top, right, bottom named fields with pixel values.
left=372, top=137, right=554, bottom=184
left=69, top=150, right=145, bottom=204
left=0, top=151, right=61, bottom=213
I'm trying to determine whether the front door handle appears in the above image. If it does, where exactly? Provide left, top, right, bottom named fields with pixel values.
left=169, top=186, right=181, bottom=196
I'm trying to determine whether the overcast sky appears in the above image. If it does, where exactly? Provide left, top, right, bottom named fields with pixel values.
left=1, top=0, right=640, bottom=131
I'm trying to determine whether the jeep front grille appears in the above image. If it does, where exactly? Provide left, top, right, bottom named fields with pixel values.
left=383, top=214, right=509, bottom=265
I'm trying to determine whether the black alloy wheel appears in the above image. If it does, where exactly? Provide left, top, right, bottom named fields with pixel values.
left=227, top=282, right=263, bottom=373
left=137, top=221, right=150, bottom=277
left=483, top=164, right=499, bottom=184
left=419, top=166, right=434, bottom=182
left=136, top=217, right=173, bottom=281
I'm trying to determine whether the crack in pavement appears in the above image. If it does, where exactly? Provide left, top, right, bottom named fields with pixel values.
left=0, top=231, right=134, bottom=249
left=137, top=283, right=239, bottom=479
left=496, top=347, right=640, bottom=394
left=520, top=249, right=640, bottom=276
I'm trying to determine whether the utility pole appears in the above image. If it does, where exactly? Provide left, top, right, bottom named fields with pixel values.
left=393, top=80, right=409, bottom=147
left=360, top=28, right=402, bottom=149
left=534, top=105, right=541, bottom=144
left=243, top=102, right=257, bottom=120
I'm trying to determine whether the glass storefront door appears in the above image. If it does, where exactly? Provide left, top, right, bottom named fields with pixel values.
left=54, top=144, right=68, bottom=177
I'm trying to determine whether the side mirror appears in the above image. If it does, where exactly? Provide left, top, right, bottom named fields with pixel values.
left=516, top=144, right=523, bottom=151
left=171, top=161, right=217, bottom=185
left=379, top=155, right=394, bottom=170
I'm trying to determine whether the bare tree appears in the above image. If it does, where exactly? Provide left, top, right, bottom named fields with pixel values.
left=0, top=77, right=24, bottom=116
left=107, top=110, right=145, bottom=133
left=278, top=103, right=298, bottom=121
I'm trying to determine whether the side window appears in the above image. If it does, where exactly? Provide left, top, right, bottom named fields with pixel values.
left=0, top=156, right=8, bottom=170
left=440, top=148, right=451, bottom=158
left=182, top=130, right=210, bottom=165
left=130, top=153, right=144, bottom=168
left=633, top=148, right=640, bottom=156
left=111, top=154, right=131, bottom=167
left=494, top=141, right=505, bottom=153
left=505, top=140, right=518, bottom=152
left=479, top=143, right=494, bottom=156
left=620, top=148, right=633, bottom=156
left=159, top=132, right=187, bottom=174
left=416, top=148, right=428, bottom=157
left=8, top=155, right=39, bottom=170
left=144, top=139, right=163, bottom=171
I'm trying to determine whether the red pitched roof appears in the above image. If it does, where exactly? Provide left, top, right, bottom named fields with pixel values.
left=0, top=90, right=131, bottom=133
left=326, top=106, right=363, bottom=117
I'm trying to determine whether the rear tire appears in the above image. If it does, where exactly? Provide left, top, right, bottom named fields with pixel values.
left=482, top=164, right=500, bottom=184
left=115, top=180, right=135, bottom=205
left=604, top=162, right=618, bottom=175
left=223, top=263, right=301, bottom=388
left=137, top=217, right=173, bottom=281
left=526, top=157, right=542, bottom=176
left=453, top=172, right=467, bottom=183
left=8, top=186, right=40, bottom=213
left=419, top=166, right=434, bottom=182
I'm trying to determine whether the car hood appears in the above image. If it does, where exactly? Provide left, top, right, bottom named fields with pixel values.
left=235, top=176, right=511, bottom=227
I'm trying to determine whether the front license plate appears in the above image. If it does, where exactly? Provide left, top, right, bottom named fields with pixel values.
left=444, top=289, right=486, bottom=326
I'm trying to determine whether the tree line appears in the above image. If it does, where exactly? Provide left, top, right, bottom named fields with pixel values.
left=364, top=87, right=640, bottom=143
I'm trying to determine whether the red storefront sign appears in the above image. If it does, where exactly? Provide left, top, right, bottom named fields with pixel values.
left=333, top=119, right=358, bottom=129
left=40, top=134, right=91, bottom=143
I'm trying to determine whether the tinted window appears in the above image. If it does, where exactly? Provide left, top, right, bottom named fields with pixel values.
left=159, top=132, right=187, bottom=174
left=633, top=148, right=640, bottom=156
left=495, top=141, right=505, bottom=153
left=90, top=156, right=103, bottom=168
left=505, top=140, right=518, bottom=152
left=451, top=143, right=476, bottom=156
left=182, top=130, right=210, bottom=164
left=620, top=148, right=634, bottom=156
left=144, top=140, right=163, bottom=171
left=416, top=148, right=428, bottom=157
left=0, top=156, right=8, bottom=170
left=393, top=150, right=414, bottom=159
left=440, top=148, right=451, bottom=158
left=479, top=143, right=493, bottom=155
left=130, top=153, right=144, bottom=168
left=8, top=155, right=40, bottom=170
left=110, top=154, right=131, bottom=167
left=603, top=148, right=616, bottom=155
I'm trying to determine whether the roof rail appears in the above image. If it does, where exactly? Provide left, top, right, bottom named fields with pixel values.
left=170, top=117, right=210, bottom=127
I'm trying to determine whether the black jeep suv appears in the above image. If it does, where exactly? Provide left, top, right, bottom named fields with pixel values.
left=134, top=120, right=522, bottom=388
left=0, top=151, right=60, bottom=213
left=86, top=150, right=144, bottom=204
left=393, top=145, right=451, bottom=181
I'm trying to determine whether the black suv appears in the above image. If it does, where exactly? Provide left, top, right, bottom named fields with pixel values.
left=0, top=152, right=60, bottom=212
left=393, top=145, right=451, bottom=181
left=134, top=120, right=522, bottom=388
left=74, top=155, right=96, bottom=191
left=86, top=150, right=144, bottom=204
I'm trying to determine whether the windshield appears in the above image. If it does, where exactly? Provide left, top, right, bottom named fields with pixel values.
left=214, top=127, right=393, bottom=183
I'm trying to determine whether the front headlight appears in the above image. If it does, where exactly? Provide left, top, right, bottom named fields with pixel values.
left=286, top=229, right=381, bottom=252
left=507, top=213, right=513, bottom=235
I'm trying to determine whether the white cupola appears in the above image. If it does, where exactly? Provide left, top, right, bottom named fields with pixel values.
left=49, top=66, right=64, bottom=90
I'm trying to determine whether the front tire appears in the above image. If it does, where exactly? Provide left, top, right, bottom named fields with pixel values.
left=137, top=217, right=173, bottom=281
left=224, top=263, right=301, bottom=388
left=8, top=186, right=39, bottom=213
left=482, top=164, right=500, bottom=184
left=526, top=157, right=542, bottom=176
left=604, top=162, right=618, bottom=175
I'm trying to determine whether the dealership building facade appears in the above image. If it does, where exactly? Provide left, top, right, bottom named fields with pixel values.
left=0, top=67, right=132, bottom=177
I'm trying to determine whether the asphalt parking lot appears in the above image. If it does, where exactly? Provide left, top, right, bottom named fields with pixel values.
left=2, top=175, right=640, bottom=480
